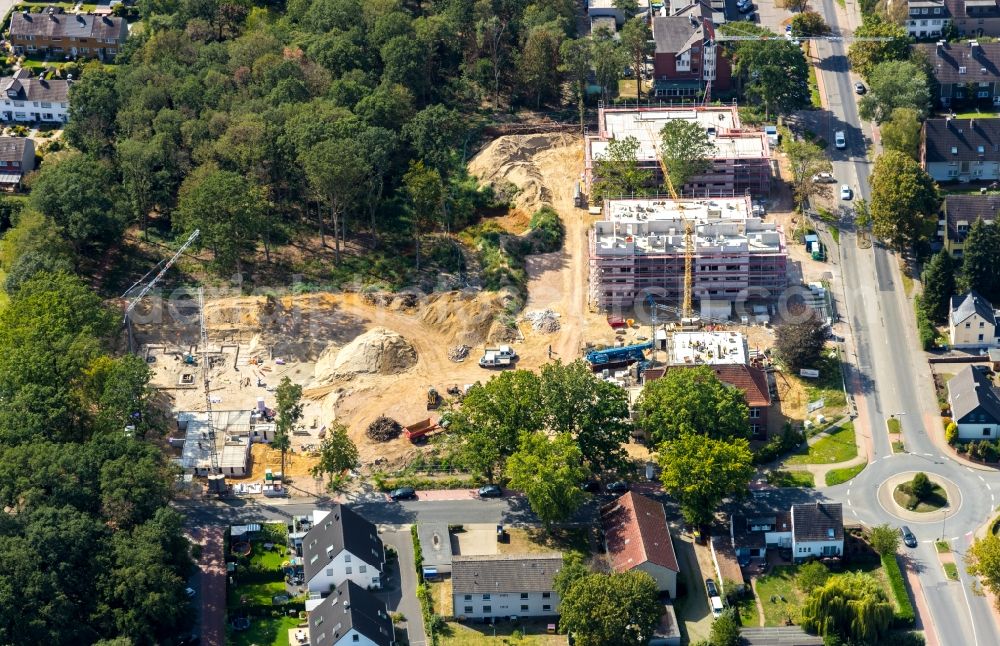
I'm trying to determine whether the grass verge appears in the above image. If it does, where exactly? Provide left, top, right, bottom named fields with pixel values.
left=935, top=540, right=951, bottom=553
left=892, top=440, right=906, bottom=453
left=786, top=422, right=857, bottom=465
left=943, top=562, right=959, bottom=581
left=887, top=418, right=901, bottom=434
left=825, top=462, right=865, bottom=486
left=767, top=469, right=816, bottom=488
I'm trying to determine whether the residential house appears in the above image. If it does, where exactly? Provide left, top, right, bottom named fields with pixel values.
left=740, top=627, right=824, bottom=645
left=948, top=365, right=1000, bottom=439
left=9, top=7, right=128, bottom=60
left=906, top=0, right=1000, bottom=38
left=652, top=2, right=731, bottom=98
left=308, top=580, right=395, bottom=646
left=0, top=136, right=34, bottom=190
left=303, top=505, right=385, bottom=596
left=710, top=364, right=772, bottom=439
left=936, top=194, right=1000, bottom=256
left=921, top=117, right=1000, bottom=182
left=729, top=503, right=843, bottom=563
left=0, top=69, right=69, bottom=124
left=905, top=0, right=951, bottom=38
left=451, top=553, right=562, bottom=620
left=949, top=291, right=1000, bottom=347
left=600, top=491, right=680, bottom=597
left=587, top=0, right=651, bottom=28
left=914, top=40, right=1000, bottom=107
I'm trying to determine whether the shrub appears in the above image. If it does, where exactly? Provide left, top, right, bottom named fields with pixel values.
left=527, top=206, right=564, bottom=253
left=753, top=424, right=805, bottom=465
left=882, top=553, right=916, bottom=627
left=411, top=525, right=424, bottom=584
left=914, top=296, right=937, bottom=350
left=942, top=416, right=953, bottom=430
left=798, top=560, right=831, bottom=593
left=910, top=472, right=932, bottom=500
left=374, top=475, right=480, bottom=492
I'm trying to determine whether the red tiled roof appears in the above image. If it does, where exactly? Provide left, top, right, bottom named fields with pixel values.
left=710, top=364, right=771, bottom=407
left=601, top=492, right=679, bottom=574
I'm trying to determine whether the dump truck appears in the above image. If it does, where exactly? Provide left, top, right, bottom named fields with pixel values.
left=404, top=418, right=440, bottom=442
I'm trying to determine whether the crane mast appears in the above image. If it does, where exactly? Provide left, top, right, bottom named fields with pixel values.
left=198, top=286, right=219, bottom=474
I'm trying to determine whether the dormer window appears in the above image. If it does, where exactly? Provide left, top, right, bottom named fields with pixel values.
left=5, top=91, right=14, bottom=98
left=952, top=146, right=960, bottom=154
left=960, top=66, right=968, bottom=74
left=979, top=145, right=986, bottom=153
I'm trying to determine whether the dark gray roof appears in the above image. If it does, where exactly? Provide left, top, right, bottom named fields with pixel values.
left=949, top=365, right=1000, bottom=423
left=0, top=70, right=69, bottom=103
left=951, top=290, right=996, bottom=325
left=732, top=511, right=790, bottom=550
left=653, top=6, right=711, bottom=56
left=309, top=580, right=393, bottom=646
left=303, top=505, right=383, bottom=584
left=941, top=195, right=1000, bottom=243
left=416, top=523, right=453, bottom=569
left=10, top=9, right=127, bottom=41
left=945, top=0, right=1000, bottom=19
left=923, top=118, right=1000, bottom=163
left=916, top=41, right=1000, bottom=85
left=451, top=553, right=562, bottom=595
left=0, top=137, right=30, bottom=161
left=741, top=626, right=824, bottom=645
left=791, top=503, right=843, bottom=542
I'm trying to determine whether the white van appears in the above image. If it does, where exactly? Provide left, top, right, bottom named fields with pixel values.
left=834, top=130, right=846, bottom=149
left=711, top=595, right=724, bottom=617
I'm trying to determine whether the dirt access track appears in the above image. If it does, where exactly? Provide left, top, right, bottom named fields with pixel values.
left=137, top=133, right=618, bottom=466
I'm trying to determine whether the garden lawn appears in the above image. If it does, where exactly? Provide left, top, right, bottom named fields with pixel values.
left=767, top=469, right=815, bottom=488
left=826, top=463, right=865, bottom=486
left=755, top=566, right=804, bottom=627
left=735, top=590, right=759, bottom=627
left=249, top=544, right=288, bottom=571
left=440, top=620, right=567, bottom=645
left=230, top=581, right=287, bottom=606
left=785, top=422, right=857, bottom=465
left=499, top=527, right=589, bottom=558
left=228, top=615, right=299, bottom=646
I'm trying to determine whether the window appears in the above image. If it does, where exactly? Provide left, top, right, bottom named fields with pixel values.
left=359, top=565, right=367, bottom=573
left=749, top=408, right=761, bottom=419
left=520, top=593, right=529, bottom=600
left=464, top=606, right=473, bottom=613
left=979, top=334, right=985, bottom=341
left=960, top=66, right=968, bottom=74
left=483, top=594, right=491, bottom=600
left=345, top=567, right=352, bottom=574
left=980, top=91, right=991, bottom=98
left=326, top=568, right=333, bottom=576
left=521, top=604, right=529, bottom=611
left=353, top=635, right=360, bottom=642
left=985, top=428, right=992, bottom=437
left=344, top=554, right=351, bottom=563
left=465, top=595, right=472, bottom=601
left=483, top=605, right=492, bottom=613
left=543, top=604, right=552, bottom=611
left=952, top=146, right=959, bottom=154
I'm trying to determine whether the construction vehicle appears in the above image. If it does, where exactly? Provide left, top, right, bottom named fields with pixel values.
left=479, top=345, right=517, bottom=368
left=404, top=418, right=441, bottom=442
left=427, top=388, right=442, bottom=410
left=585, top=340, right=654, bottom=367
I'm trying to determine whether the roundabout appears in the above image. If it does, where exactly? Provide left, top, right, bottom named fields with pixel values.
left=876, top=470, right=962, bottom=524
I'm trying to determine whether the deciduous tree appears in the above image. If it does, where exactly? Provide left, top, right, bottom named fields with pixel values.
left=518, top=25, right=563, bottom=108
left=506, top=432, right=587, bottom=529
left=859, top=60, right=930, bottom=123
left=848, top=14, right=910, bottom=80
left=921, top=249, right=956, bottom=325
left=592, top=32, right=626, bottom=102
left=775, top=315, right=827, bottom=372
left=870, top=150, right=940, bottom=251
left=800, top=572, right=894, bottom=643
left=868, top=523, right=901, bottom=556
left=559, top=571, right=661, bottom=646
left=790, top=11, right=829, bottom=36
left=784, top=137, right=833, bottom=208
left=967, top=532, right=1000, bottom=605
left=275, top=376, right=304, bottom=479
left=959, top=217, right=1000, bottom=300
left=880, top=107, right=922, bottom=159
left=657, top=433, right=754, bottom=526
left=311, top=422, right=360, bottom=490
left=710, top=608, right=742, bottom=646
left=621, top=17, right=652, bottom=101
left=636, top=366, right=750, bottom=443
left=659, top=119, right=715, bottom=193
left=797, top=560, right=832, bottom=593
left=560, top=37, right=592, bottom=133
left=728, top=32, right=810, bottom=119
left=592, top=136, right=652, bottom=201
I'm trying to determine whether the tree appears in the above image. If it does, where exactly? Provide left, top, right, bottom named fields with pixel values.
left=403, top=159, right=445, bottom=269
left=621, top=18, right=652, bottom=102
left=785, top=0, right=809, bottom=10
left=775, top=315, right=827, bottom=372
left=909, top=471, right=933, bottom=500
left=275, top=376, right=303, bottom=480
left=728, top=33, right=810, bottom=119
left=613, top=0, right=640, bottom=16
left=710, top=608, right=741, bottom=646
left=658, top=433, right=754, bottom=526
left=800, top=572, right=894, bottom=643
left=659, top=119, right=715, bottom=193
left=553, top=552, right=590, bottom=598
left=592, top=136, right=652, bottom=201
left=848, top=14, right=910, bottom=81
left=959, top=217, right=1000, bottom=300
left=518, top=25, right=563, bottom=108
left=859, top=60, right=930, bottom=123
left=539, top=360, right=631, bottom=471
left=94, top=354, right=164, bottom=439
left=29, top=153, right=122, bottom=252
left=301, top=137, right=370, bottom=261
left=784, top=137, right=833, bottom=209
left=880, top=107, right=922, bottom=159
left=868, top=523, right=901, bottom=556
left=920, top=250, right=956, bottom=325
left=311, top=423, right=360, bottom=489
left=64, top=67, right=120, bottom=155
left=870, top=150, right=940, bottom=251
left=116, top=138, right=160, bottom=238
left=790, top=11, right=829, bottom=36
left=506, top=432, right=588, bottom=529
left=175, top=165, right=267, bottom=275
left=797, top=560, right=831, bottom=593
left=560, top=38, right=592, bottom=134
left=636, top=366, right=750, bottom=444
left=967, top=532, right=1000, bottom=604
left=450, top=370, right=545, bottom=481
left=559, top=571, right=661, bottom=646
left=402, top=105, right=467, bottom=175
left=592, top=33, right=626, bottom=102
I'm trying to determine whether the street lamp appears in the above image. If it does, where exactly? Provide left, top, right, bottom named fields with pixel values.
left=941, top=508, right=947, bottom=542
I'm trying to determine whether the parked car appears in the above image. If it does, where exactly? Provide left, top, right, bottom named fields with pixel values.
left=840, top=184, right=852, bottom=200
left=705, top=578, right=719, bottom=597
left=581, top=480, right=601, bottom=493
left=389, top=486, right=417, bottom=501
left=478, top=484, right=503, bottom=498
left=855, top=82, right=866, bottom=94
left=739, top=1, right=754, bottom=12
left=606, top=480, right=630, bottom=493
left=711, top=596, right=724, bottom=617
left=185, top=587, right=197, bottom=598
left=812, top=172, right=836, bottom=183
left=901, top=526, right=918, bottom=548
left=834, top=130, right=846, bottom=149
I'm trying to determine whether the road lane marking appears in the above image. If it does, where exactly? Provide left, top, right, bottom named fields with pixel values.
left=967, top=466, right=975, bottom=472
left=953, top=536, right=961, bottom=542
left=988, top=483, right=993, bottom=491
left=980, top=475, right=986, bottom=482
left=883, top=455, right=891, bottom=460
left=923, top=453, right=933, bottom=456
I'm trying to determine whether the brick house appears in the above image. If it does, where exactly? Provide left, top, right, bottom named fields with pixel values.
left=914, top=40, right=1000, bottom=107
left=709, top=364, right=772, bottom=439
left=652, top=2, right=731, bottom=98
left=10, top=7, right=128, bottom=61
left=600, top=491, right=680, bottom=598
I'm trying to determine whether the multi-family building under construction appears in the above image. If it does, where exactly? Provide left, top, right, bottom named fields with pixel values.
left=589, top=196, right=788, bottom=310
left=585, top=104, right=772, bottom=197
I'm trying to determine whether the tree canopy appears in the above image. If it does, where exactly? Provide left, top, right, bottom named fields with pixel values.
left=657, top=432, right=754, bottom=526
left=592, top=136, right=652, bottom=201
left=920, top=249, right=956, bottom=325
left=726, top=28, right=810, bottom=119
left=858, top=60, right=930, bottom=123
left=870, top=150, right=940, bottom=251
left=848, top=14, right=910, bottom=80
left=775, top=315, right=827, bottom=373
left=880, top=107, right=922, bottom=160
left=506, top=432, right=588, bottom=529
left=659, top=120, right=716, bottom=193
left=635, top=366, right=750, bottom=443
left=558, top=571, right=662, bottom=646
left=967, top=533, right=1000, bottom=605
left=959, top=217, right=1000, bottom=301
left=800, top=572, right=894, bottom=643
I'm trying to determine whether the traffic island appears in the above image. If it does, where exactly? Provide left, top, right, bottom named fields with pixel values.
left=876, top=472, right=962, bottom=523
left=892, top=472, right=948, bottom=513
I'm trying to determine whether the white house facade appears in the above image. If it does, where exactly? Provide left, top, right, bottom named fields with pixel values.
left=948, top=365, right=1000, bottom=439
left=0, top=70, right=68, bottom=123
left=950, top=291, right=1000, bottom=348
left=451, top=554, right=562, bottom=620
left=303, top=506, right=384, bottom=595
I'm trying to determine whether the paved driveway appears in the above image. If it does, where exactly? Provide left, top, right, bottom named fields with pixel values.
left=189, top=526, right=225, bottom=646
left=377, top=528, right=426, bottom=646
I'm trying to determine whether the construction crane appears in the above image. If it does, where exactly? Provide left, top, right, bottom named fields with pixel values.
left=121, top=229, right=201, bottom=352
left=198, top=286, right=220, bottom=474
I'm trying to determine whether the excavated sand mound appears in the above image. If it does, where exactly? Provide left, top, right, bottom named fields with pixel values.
left=469, top=133, right=576, bottom=215
left=313, top=327, right=417, bottom=383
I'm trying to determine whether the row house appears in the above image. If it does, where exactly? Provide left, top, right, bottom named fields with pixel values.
left=10, top=7, right=128, bottom=61
left=906, top=0, right=1000, bottom=38
left=0, top=137, right=35, bottom=190
left=935, top=194, right=1000, bottom=255
left=914, top=40, right=1000, bottom=107
left=0, top=69, right=69, bottom=123
left=920, top=117, right=1000, bottom=181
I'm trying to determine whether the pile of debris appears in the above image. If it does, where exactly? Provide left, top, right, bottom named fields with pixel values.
left=524, top=309, right=561, bottom=333
left=448, top=345, right=471, bottom=362
left=312, top=327, right=418, bottom=383
left=366, top=416, right=402, bottom=442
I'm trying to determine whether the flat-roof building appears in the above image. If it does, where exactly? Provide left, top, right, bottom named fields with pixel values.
left=585, top=105, right=771, bottom=197
left=589, top=196, right=787, bottom=309
left=176, top=409, right=276, bottom=477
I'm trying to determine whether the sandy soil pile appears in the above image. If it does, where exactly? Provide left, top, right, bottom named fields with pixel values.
left=313, top=327, right=417, bottom=383
left=468, top=133, right=578, bottom=215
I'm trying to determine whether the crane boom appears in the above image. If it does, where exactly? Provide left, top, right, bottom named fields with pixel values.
left=198, top=286, right=220, bottom=474
left=123, top=229, right=200, bottom=321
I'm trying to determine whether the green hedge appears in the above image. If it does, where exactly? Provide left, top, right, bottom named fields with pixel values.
left=882, top=553, right=916, bottom=627
left=373, top=473, right=480, bottom=492
left=411, top=524, right=424, bottom=584
left=914, top=296, right=936, bottom=351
